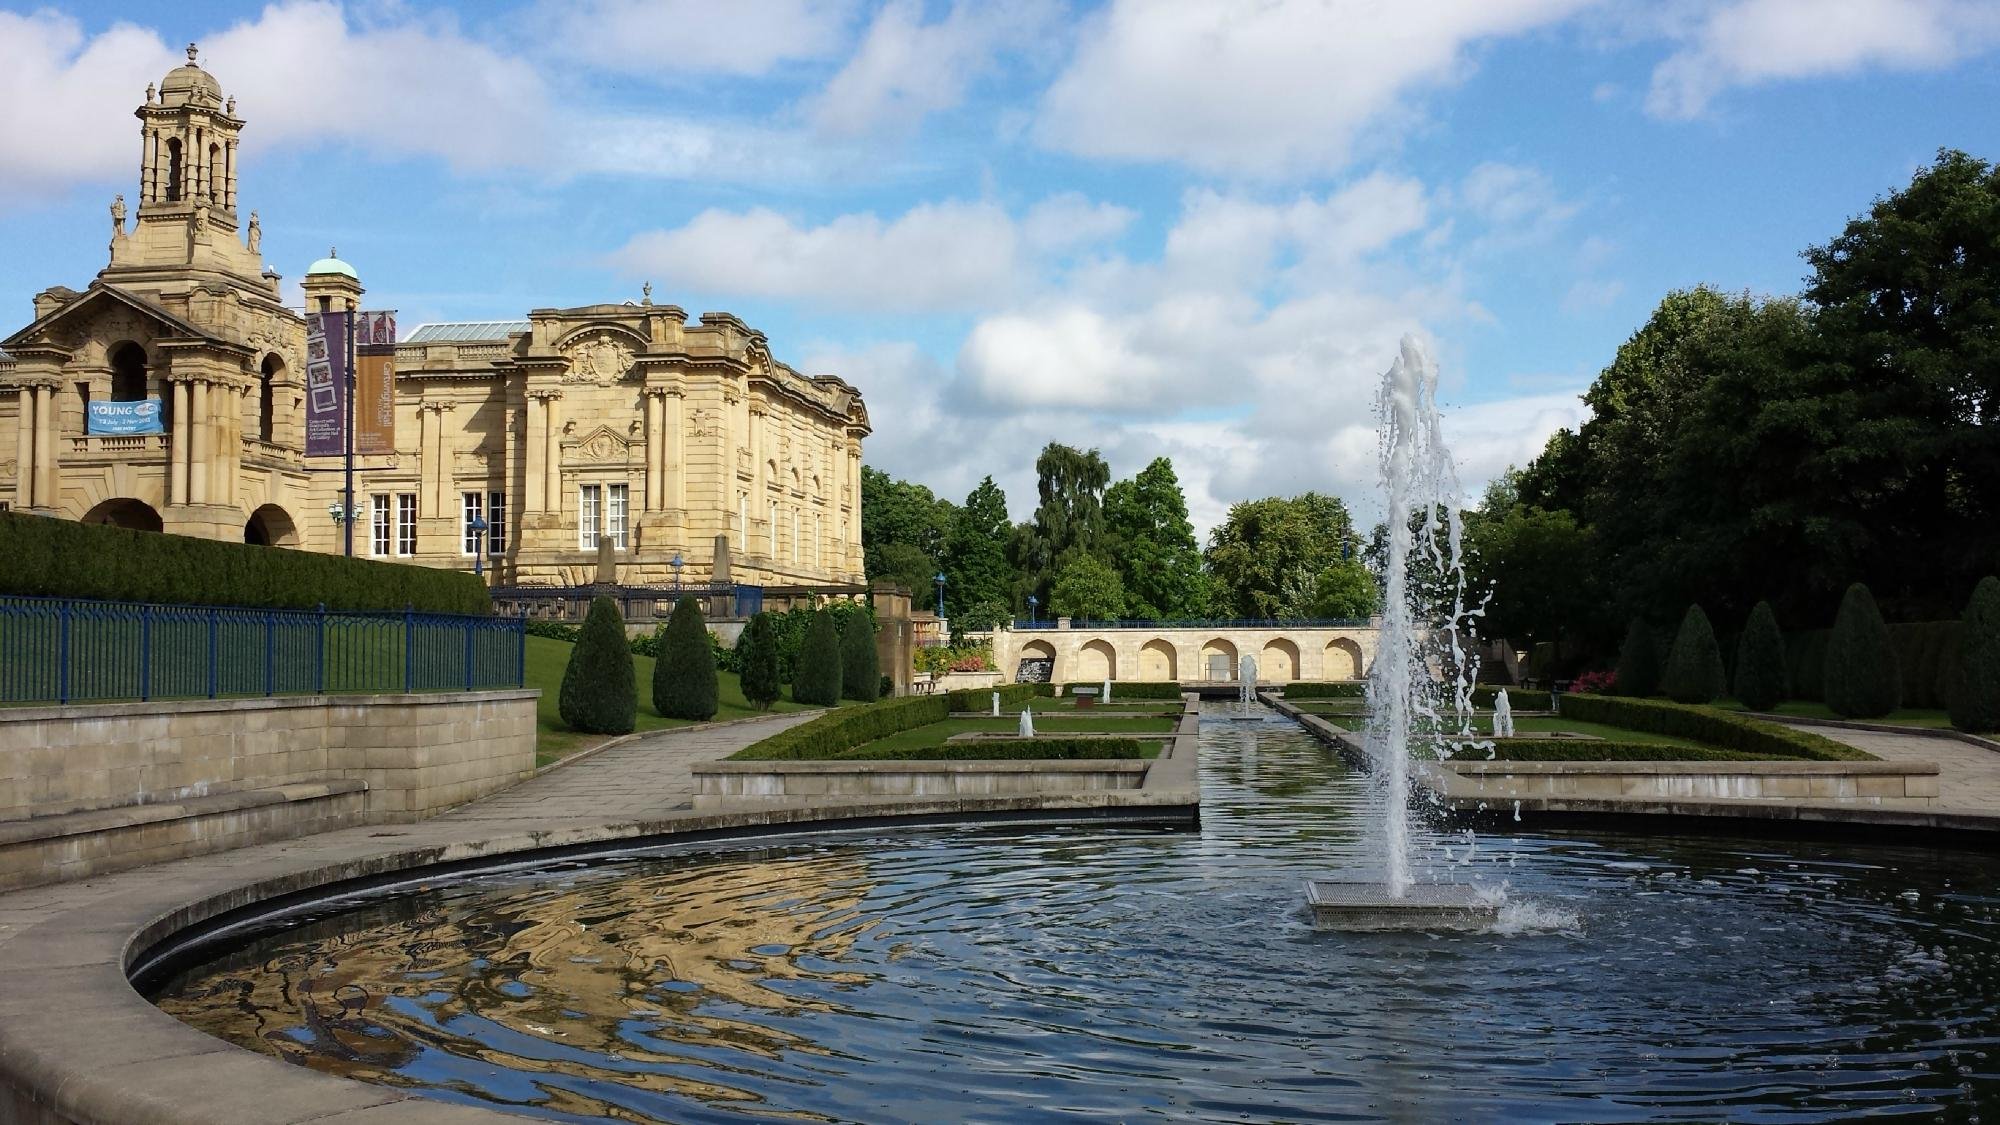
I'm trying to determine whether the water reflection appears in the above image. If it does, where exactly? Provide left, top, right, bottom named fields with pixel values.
left=152, top=702, right=2000, bottom=1122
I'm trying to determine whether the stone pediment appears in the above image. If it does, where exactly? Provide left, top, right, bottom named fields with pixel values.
left=2, top=283, right=215, bottom=354
left=563, top=425, right=636, bottom=466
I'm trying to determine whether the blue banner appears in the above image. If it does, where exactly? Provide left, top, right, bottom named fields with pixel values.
left=305, top=310, right=349, bottom=457
left=86, top=398, right=164, bottom=435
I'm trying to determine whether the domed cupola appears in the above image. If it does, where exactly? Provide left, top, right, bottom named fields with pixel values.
left=157, top=43, right=224, bottom=109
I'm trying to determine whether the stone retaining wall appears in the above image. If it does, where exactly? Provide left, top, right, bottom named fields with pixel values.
left=1436, top=759, right=1940, bottom=803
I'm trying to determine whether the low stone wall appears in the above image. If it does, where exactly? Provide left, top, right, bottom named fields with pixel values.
left=1434, top=759, right=1941, bottom=803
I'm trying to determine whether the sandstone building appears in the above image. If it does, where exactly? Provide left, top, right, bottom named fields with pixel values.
left=0, top=49, right=869, bottom=590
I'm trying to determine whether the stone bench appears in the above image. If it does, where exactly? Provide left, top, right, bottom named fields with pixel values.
left=0, top=781, right=367, bottom=893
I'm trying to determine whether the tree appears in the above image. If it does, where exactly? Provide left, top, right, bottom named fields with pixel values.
left=737, top=611, right=781, bottom=710
left=1463, top=476, right=1599, bottom=646
left=1205, top=493, right=1360, bottom=619
left=1048, top=552, right=1126, bottom=621
left=1950, top=577, right=2000, bottom=732
left=1662, top=604, right=1726, bottom=704
left=942, top=476, right=1014, bottom=619
left=652, top=596, right=718, bottom=720
left=1733, top=601, right=1789, bottom=711
left=861, top=467, right=955, bottom=608
left=1824, top=583, right=1901, bottom=718
left=1615, top=619, right=1659, bottom=697
left=955, top=598, right=1011, bottom=632
left=839, top=611, right=880, bottom=702
left=873, top=542, right=937, bottom=606
left=792, top=609, right=843, bottom=706
left=1307, top=558, right=1378, bottom=619
left=1103, top=457, right=1206, bottom=618
left=1017, top=444, right=1111, bottom=602
left=558, top=596, right=636, bottom=734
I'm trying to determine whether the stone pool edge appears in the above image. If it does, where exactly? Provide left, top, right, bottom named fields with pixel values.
left=0, top=790, right=1198, bottom=1125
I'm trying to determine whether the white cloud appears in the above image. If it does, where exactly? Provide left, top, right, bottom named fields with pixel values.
left=1647, top=0, right=2000, bottom=118
left=1457, top=162, right=1578, bottom=240
left=1562, top=277, right=1625, bottom=312
left=535, top=0, right=857, bottom=78
left=1036, top=0, right=1597, bottom=178
left=0, top=11, right=180, bottom=195
left=809, top=0, right=1057, bottom=135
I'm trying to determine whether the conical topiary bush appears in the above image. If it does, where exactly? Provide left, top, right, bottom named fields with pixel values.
left=792, top=608, right=844, bottom=707
left=1615, top=618, right=1659, bottom=697
left=840, top=610, right=880, bottom=702
left=737, top=611, right=782, bottom=710
left=653, top=596, right=718, bottom=721
left=1733, top=601, right=1789, bottom=712
left=1662, top=604, right=1726, bottom=704
left=1824, top=582, right=1900, bottom=719
left=1949, top=576, right=2000, bottom=732
left=559, top=596, right=636, bottom=735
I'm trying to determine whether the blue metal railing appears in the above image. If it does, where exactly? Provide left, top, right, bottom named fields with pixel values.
left=0, top=595, right=527, bottom=705
left=1008, top=616, right=1375, bottom=631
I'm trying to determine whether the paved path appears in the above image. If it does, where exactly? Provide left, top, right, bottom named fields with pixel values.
left=1781, top=722, right=2000, bottom=813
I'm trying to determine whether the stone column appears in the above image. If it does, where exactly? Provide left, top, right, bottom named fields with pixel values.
left=416, top=401, right=434, bottom=516
left=542, top=393, right=562, bottom=518
left=167, top=381, right=187, bottom=503
left=188, top=381, right=210, bottom=505
left=32, top=386, right=57, bottom=511
left=666, top=391, right=684, bottom=513
left=13, top=388, right=34, bottom=508
left=643, top=391, right=662, bottom=511
left=524, top=394, right=545, bottom=513
left=429, top=402, right=454, bottom=516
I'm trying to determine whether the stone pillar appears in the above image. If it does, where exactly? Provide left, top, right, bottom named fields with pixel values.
left=524, top=394, right=546, bottom=513
left=643, top=391, right=662, bottom=511
left=190, top=381, right=211, bottom=505
left=542, top=394, right=562, bottom=517
left=872, top=582, right=915, bottom=697
left=32, top=386, right=57, bottom=511
left=168, top=381, right=189, bottom=504
left=13, top=388, right=35, bottom=508
left=666, top=391, right=684, bottom=513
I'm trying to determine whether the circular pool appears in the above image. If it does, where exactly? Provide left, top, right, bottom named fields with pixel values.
left=148, top=705, right=2000, bottom=1122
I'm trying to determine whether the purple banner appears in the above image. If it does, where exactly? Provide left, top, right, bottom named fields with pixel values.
left=304, top=310, right=349, bottom=457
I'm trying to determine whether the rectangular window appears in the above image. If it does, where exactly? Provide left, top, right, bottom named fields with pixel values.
left=488, top=490, right=506, bottom=554
left=461, top=491, right=484, bottom=555
left=607, top=483, right=629, bottom=550
left=371, top=494, right=391, bottom=557
left=396, top=493, right=417, bottom=556
left=579, top=484, right=601, bottom=551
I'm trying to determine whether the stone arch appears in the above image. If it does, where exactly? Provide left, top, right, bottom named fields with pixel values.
left=244, top=503, right=299, bottom=547
left=1139, top=638, right=1177, bottom=681
left=1075, top=638, right=1117, bottom=681
left=551, top=322, right=649, bottom=351
left=1019, top=639, right=1058, bottom=682
left=81, top=497, right=162, bottom=533
left=1325, top=637, right=1365, bottom=680
left=165, top=138, right=183, bottom=201
left=1201, top=638, right=1238, bottom=681
left=257, top=353, right=283, bottom=443
left=1260, top=637, right=1301, bottom=682
left=109, top=341, right=149, bottom=402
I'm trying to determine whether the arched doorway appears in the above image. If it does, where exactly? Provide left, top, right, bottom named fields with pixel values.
left=244, top=503, right=299, bottom=547
left=1019, top=639, right=1057, bottom=683
left=1201, top=638, right=1238, bottom=682
left=1325, top=638, right=1365, bottom=680
left=1075, top=639, right=1117, bottom=681
left=1139, top=638, right=1177, bottom=681
left=110, top=342, right=148, bottom=402
left=82, top=498, right=163, bottom=533
left=1260, top=638, right=1301, bottom=682
left=258, top=354, right=282, bottom=442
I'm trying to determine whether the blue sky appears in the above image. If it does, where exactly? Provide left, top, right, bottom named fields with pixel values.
left=4, top=0, right=1996, bottom=534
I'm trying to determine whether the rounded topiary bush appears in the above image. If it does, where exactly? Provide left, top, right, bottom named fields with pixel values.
left=737, top=611, right=782, bottom=710
left=840, top=611, right=880, bottom=702
left=653, top=596, right=718, bottom=721
left=1615, top=618, right=1660, bottom=698
left=1733, top=601, right=1789, bottom=712
left=792, top=609, right=844, bottom=707
left=1662, top=604, right=1726, bottom=704
left=1949, top=576, right=2000, bottom=733
left=559, top=596, right=636, bottom=735
left=1824, top=582, right=1900, bottom=719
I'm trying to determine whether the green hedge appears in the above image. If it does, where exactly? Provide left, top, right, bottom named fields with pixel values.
left=1282, top=682, right=1367, bottom=699
left=0, top=511, right=490, bottom=614
left=732, top=683, right=1066, bottom=760
left=1081, top=681, right=1182, bottom=699
left=1450, top=741, right=1784, bottom=763
left=836, top=738, right=1149, bottom=761
left=1473, top=686, right=1552, bottom=710
left=1557, top=694, right=1873, bottom=761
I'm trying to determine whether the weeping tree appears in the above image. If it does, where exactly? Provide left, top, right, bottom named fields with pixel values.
left=792, top=609, right=844, bottom=707
left=653, top=596, right=717, bottom=721
left=1948, top=577, right=2000, bottom=732
left=559, top=596, right=636, bottom=734
left=1662, top=604, right=1726, bottom=704
left=1824, top=583, right=1900, bottom=719
left=839, top=611, right=880, bottom=702
left=737, top=611, right=782, bottom=710
left=1615, top=618, right=1660, bottom=698
left=1733, top=601, right=1789, bottom=712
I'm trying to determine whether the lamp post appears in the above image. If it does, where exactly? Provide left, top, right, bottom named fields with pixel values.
left=933, top=572, right=946, bottom=621
left=327, top=501, right=354, bottom=547
left=1026, top=595, right=1038, bottom=625
left=468, top=513, right=488, bottom=578
left=670, top=553, right=685, bottom=597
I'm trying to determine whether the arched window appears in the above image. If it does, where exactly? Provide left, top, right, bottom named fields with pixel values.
left=165, top=139, right=183, bottom=202
left=110, top=343, right=147, bottom=402
left=258, top=355, right=281, bottom=443
left=208, top=143, right=221, bottom=202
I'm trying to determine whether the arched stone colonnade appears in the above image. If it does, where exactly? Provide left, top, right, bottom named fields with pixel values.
left=992, top=624, right=1380, bottom=685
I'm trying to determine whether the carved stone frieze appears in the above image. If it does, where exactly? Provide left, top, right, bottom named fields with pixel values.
left=561, top=332, right=634, bottom=386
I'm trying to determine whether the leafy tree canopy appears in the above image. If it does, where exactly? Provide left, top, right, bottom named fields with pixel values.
left=1104, top=457, right=1207, bottom=619
left=1206, top=492, right=1359, bottom=619
left=1048, top=551, right=1126, bottom=621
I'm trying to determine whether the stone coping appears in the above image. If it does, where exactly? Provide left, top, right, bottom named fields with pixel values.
left=0, top=689, right=540, bottom=724
left=697, top=757, right=1152, bottom=774
left=0, top=781, right=365, bottom=847
left=0, top=794, right=1198, bottom=1125
left=1443, top=759, right=1937, bottom=777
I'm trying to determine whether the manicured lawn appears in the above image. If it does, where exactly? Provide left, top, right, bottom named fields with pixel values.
left=1707, top=699, right=1953, bottom=729
left=1298, top=710, right=1712, bottom=751
left=526, top=635, right=821, bottom=767
left=851, top=715, right=1174, bottom=758
left=988, top=700, right=1180, bottom=714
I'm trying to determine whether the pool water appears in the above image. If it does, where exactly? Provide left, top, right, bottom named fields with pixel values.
left=150, top=704, right=2000, bottom=1123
